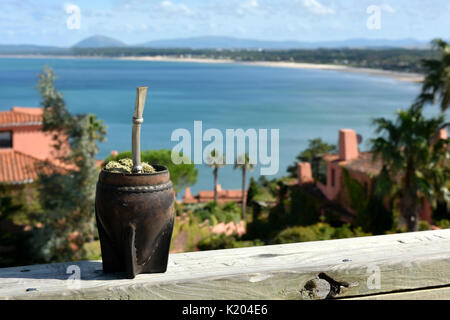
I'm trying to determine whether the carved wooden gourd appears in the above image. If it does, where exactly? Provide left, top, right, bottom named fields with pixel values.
left=95, top=87, right=175, bottom=279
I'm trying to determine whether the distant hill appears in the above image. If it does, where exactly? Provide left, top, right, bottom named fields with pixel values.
left=140, top=36, right=429, bottom=49
left=0, top=35, right=433, bottom=55
left=73, top=35, right=126, bottom=48
left=0, top=44, right=68, bottom=54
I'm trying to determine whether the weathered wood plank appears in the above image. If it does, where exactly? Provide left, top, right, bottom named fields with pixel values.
left=346, top=286, right=450, bottom=300
left=1, top=229, right=450, bottom=300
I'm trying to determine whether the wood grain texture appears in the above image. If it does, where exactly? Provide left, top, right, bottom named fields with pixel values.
left=1, top=229, right=450, bottom=300
left=346, top=286, right=450, bottom=300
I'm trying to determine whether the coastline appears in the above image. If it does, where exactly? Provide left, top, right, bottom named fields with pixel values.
left=241, top=61, right=425, bottom=83
left=0, top=54, right=424, bottom=83
left=118, top=56, right=424, bottom=83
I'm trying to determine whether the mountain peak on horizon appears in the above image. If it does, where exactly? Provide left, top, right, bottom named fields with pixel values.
left=73, top=35, right=126, bottom=48
left=68, top=35, right=431, bottom=50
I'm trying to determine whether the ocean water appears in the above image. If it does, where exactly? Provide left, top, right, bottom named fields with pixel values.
left=0, top=57, right=437, bottom=195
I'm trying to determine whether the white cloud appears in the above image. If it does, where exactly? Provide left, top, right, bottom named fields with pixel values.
left=236, top=0, right=260, bottom=15
left=159, top=1, right=192, bottom=16
left=241, top=0, right=259, bottom=10
left=381, top=4, right=395, bottom=14
left=300, top=0, right=334, bottom=15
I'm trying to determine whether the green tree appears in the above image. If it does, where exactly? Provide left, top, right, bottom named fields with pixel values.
left=371, top=105, right=449, bottom=232
left=417, top=39, right=450, bottom=112
left=287, top=138, right=336, bottom=182
left=37, top=66, right=73, bottom=159
left=31, top=67, right=106, bottom=262
left=0, top=187, right=30, bottom=267
left=342, top=169, right=393, bottom=235
left=246, top=177, right=260, bottom=221
left=234, top=153, right=255, bottom=219
left=246, top=177, right=259, bottom=207
left=205, top=149, right=225, bottom=203
left=104, top=149, right=198, bottom=193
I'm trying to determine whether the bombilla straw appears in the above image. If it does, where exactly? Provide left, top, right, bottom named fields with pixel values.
left=132, top=86, right=148, bottom=173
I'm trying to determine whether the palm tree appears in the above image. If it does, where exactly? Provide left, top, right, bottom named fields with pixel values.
left=234, top=153, right=255, bottom=219
left=206, top=149, right=225, bottom=203
left=416, top=38, right=450, bottom=112
left=371, top=105, right=448, bottom=232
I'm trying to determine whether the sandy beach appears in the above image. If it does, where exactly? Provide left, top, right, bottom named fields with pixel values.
left=118, top=55, right=234, bottom=65
left=241, top=61, right=425, bottom=83
left=1, top=54, right=425, bottom=83
left=117, top=55, right=424, bottom=83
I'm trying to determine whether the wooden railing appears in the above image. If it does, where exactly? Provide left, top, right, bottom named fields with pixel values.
left=1, top=229, right=450, bottom=300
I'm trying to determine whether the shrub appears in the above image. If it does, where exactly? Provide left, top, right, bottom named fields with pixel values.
left=418, top=220, right=432, bottom=231
left=245, top=218, right=273, bottom=241
left=191, top=201, right=241, bottom=225
left=170, top=212, right=212, bottom=252
left=197, top=234, right=236, bottom=250
left=433, top=202, right=450, bottom=222
left=82, top=240, right=102, bottom=260
left=197, top=234, right=264, bottom=251
left=267, top=184, right=322, bottom=233
left=272, top=226, right=319, bottom=244
left=271, top=222, right=371, bottom=244
left=289, top=187, right=321, bottom=226
left=435, top=219, right=450, bottom=229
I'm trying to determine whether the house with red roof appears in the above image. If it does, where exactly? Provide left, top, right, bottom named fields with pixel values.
left=182, top=184, right=246, bottom=205
left=297, top=128, right=448, bottom=224
left=0, top=107, right=69, bottom=185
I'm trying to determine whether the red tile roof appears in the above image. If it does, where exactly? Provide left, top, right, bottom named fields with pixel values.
left=183, top=186, right=246, bottom=204
left=0, top=107, right=43, bottom=127
left=341, top=152, right=383, bottom=176
left=0, top=149, right=67, bottom=184
left=322, top=152, right=383, bottom=176
left=197, top=190, right=245, bottom=202
left=322, top=153, right=340, bottom=163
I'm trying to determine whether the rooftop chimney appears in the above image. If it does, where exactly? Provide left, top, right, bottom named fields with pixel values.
left=297, top=162, right=313, bottom=185
left=432, top=128, right=448, bottom=144
left=184, top=188, right=193, bottom=199
left=339, top=129, right=359, bottom=161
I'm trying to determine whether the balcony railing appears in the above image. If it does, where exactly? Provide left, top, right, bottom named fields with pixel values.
left=0, top=229, right=450, bottom=300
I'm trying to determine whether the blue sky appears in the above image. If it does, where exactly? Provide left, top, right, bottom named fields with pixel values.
left=0, top=0, right=449, bottom=46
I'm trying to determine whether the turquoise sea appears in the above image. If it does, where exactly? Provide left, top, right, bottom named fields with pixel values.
left=0, top=57, right=437, bottom=195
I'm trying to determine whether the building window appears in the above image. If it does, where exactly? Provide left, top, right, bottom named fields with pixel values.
left=331, top=168, right=335, bottom=187
left=0, top=131, right=12, bottom=148
left=314, top=157, right=328, bottom=185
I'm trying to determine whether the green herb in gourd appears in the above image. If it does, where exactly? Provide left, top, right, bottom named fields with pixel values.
left=104, top=158, right=155, bottom=174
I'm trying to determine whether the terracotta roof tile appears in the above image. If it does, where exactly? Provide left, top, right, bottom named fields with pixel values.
left=0, top=150, right=67, bottom=184
left=322, top=151, right=383, bottom=176
left=222, top=190, right=243, bottom=198
left=340, top=152, right=383, bottom=176
left=198, top=190, right=214, bottom=198
left=188, top=188, right=246, bottom=204
left=323, top=153, right=340, bottom=163
left=0, top=108, right=43, bottom=127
